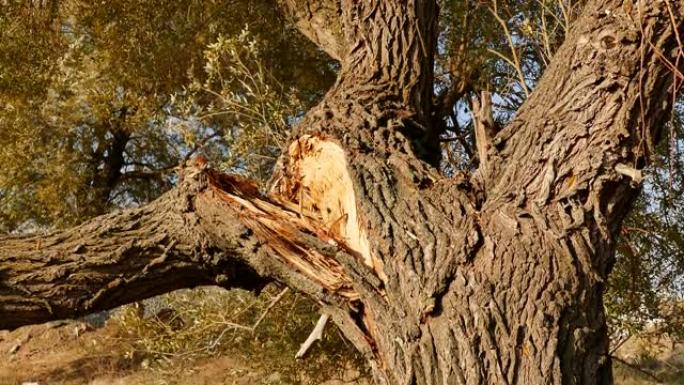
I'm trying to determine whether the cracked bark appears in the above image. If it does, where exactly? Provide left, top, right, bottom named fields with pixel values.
left=1, top=1, right=683, bottom=384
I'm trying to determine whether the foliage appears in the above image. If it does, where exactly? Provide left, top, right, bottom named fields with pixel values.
left=169, top=28, right=303, bottom=182
left=108, top=286, right=368, bottom=384
left=0, top=0, right=334, bottom=232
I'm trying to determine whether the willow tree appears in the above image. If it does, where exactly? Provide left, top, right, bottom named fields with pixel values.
left=2, top=1, right=683, bottom=384
left=0, top=0, right=334, bottom=230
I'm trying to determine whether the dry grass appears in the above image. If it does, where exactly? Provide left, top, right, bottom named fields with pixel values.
left=105, top=284, right=369, bottom=384
left=613, top=332, right=684, bottom=385
left=2, top=285, right=682, bottom=385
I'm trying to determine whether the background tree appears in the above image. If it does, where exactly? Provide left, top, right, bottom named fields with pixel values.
left=0, top=0, right=334, bottom=230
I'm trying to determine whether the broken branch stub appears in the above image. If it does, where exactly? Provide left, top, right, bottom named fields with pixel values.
left=269, top=135, right=387, bottom=284
left=0, top=153, right=376, bottom=330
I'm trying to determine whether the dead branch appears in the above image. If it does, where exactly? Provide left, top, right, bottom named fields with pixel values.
left=295, top=313, right=330, bottom=359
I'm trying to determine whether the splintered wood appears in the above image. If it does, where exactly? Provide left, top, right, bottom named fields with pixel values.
left=279, top=137, right=371, bottom=262
left=273, top=135, right=385, bottom=278
left=202, top=135, right=385, bottom=301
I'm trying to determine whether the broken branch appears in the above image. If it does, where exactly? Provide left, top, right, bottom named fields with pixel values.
left=295, top=313, right=330, bottom=359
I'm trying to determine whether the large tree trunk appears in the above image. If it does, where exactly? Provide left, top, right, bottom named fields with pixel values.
left=1, top=1, right=683, bottom=384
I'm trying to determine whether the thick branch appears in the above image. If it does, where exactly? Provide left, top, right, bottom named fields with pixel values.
left=283, top=1, right=442, bottom=166
left=0, top=184, right=265, bottom=330
left=486, top=0, right=683, bottom=236
left=0, top=159, right=376, bottom=332
left=278, top=0, right=346, bottom=61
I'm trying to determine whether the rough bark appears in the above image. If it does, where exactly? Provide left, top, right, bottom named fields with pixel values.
left=277, top=0, right=347, bottom=61
left=0, top=160, right=371, bottom=329
left=1, top=1, right=683, bottom=385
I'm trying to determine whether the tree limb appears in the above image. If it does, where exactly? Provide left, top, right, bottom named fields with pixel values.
left=0, top=159, right=369, bottom=331
left=471, top=90, right=497, bottom=181
left=485, top=0, right=684, bottom=233
left=277, top=0, right=346, bottom=61
left=0, top=183, right=264, bottom=330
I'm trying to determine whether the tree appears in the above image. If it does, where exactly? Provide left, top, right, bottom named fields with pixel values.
left=0, top=0, right=334, bottom=230
left=1, top=1, right=683, bottom=384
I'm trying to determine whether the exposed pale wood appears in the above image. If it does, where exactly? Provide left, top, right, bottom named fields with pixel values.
left=295, top=313, right=330, bottom=359
left=271, top=135, right=385, bottom=282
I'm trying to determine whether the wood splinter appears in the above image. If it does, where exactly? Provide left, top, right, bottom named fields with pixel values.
left=295, top=313, right=330, bottom=359
left=615, top=163, right=644, bottom=185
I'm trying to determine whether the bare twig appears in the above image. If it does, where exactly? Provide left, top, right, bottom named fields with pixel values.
left=610, top=355, right=663, bottom=383
left=488, top=0, right=530, bottom=97
left=251, top=287, right=289, bottom=331
left=295, top=313, right=330, bottom=359
left=609, top=333, right=632, bottom=355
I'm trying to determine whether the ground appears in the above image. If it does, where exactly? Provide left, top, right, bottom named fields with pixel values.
left=0, top=303, right=682, bottom=385
left=0, top=319, right=371, bottom=385
left=0, top=286, right=372, bottom=385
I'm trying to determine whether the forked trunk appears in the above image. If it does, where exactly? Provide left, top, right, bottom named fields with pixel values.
left=269, top=1, right=681, bottom=384
left=1, top=1, right=682, bottom=385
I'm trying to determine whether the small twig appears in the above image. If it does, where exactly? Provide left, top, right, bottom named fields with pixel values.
left=295, top=313, right=330, bottom=359
left=610, top=355, right=663, bottom=383
left=621, top=226, right=657, bottom=236
left=646, top=41, right=684, bottom=82
left=205, top=321, right=253, bottom=352
left=201, top=287, right=291, bottom=353
left=251, top=287, right=289, bottom=331
left=487, top=0, right=530, bottom=97
left=609, top=333, right=632, bottom=355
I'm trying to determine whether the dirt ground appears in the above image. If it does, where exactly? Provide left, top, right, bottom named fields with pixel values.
left=0, top=320, right=368, bottom=385
left=1, top=319, right=682, bottom=385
